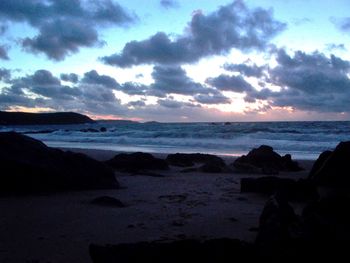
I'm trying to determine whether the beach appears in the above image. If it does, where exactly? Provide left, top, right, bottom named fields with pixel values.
left=0, top=148, right=313, bottom=263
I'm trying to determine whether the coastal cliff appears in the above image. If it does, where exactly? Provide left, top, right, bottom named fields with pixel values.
left=0, top=111, right=94, bottom=125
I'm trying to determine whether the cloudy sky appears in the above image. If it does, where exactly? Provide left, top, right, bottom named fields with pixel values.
left=0, top=0, right=350, bottom=122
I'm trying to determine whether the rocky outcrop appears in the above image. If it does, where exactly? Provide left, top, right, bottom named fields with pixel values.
left=255, top=193, right=350, bottom=261
left=106, top=152, right=169, bottom=173
left=256, top=195, right=299, bottom=253
left=166, top=153, right=226, bottom=167
left=254, top=140, right=350, bottom=260
left=240, top=177, right=317, bottom=201
left=232, top=145, right=303, bottom=174
left=309, top=141, right=350, bottom=188
left=308, top=150, right=332, bottom=178
left=0, top=111, right=94, bottom=125
left=0, top=132, right=118, bottom=193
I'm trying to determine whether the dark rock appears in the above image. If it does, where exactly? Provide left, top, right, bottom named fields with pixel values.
left=0, top=132, right=118, bottom=193
left=166, top=153, right=225, bottom=167
left=89, top=238, right=256, bottom=263
left=106, top=152, right=169, bottom=173
left=255, top=195, right=300, bottom=259
left=309, top=150, right=332, bottom=178
left=309, top=141, right=350, bottom=188
left=166, top=153, right=194, bottom=167
left=302, top=195, right=350, bottom=242
left=232, top=145, right=303, bottom=174
left=199, top=163, right=224, bottom=173
left=281, top=154, right=303, bottom=172
left=90, top=196, right=125, bottom=208
left=0, top=111, right=94, bottom=125
left=240, top=177, right=317, bottom=201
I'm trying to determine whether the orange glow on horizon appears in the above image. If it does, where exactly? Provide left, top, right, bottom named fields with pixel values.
left=87, top=113, right=143, bottom=122
left=6, top=106, right=55, bottom=113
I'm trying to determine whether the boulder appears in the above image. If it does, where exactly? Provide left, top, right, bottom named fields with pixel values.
left=106, top=152, right=169, bottom=173
left=0, top=132, right=119, bottom=193
left=309, top=150, right=332, bottom=178
left=240, top=177, right=317, bottom=201
left=255, top=193, right=350, bottom=261
left=255, top=194, right=300, bottom=260
left=232, top=145, right=303, bottom=174
left=309, top=141, right=350, bottom=188
left=166, top=153, right=225, bottom=168
left=302, top=194, right=350, bottom=242
left=257, top=194, right=299, bottom=242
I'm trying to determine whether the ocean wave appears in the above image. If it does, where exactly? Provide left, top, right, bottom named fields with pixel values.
left=2, top=121, right=349, bottom=159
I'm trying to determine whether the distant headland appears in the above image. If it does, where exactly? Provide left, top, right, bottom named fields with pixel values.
left=0, top=111, right=94, bottom=125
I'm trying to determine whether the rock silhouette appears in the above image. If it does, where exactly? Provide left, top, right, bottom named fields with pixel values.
left=0, top=132, right=118, bottom=193
left=233, top=145, right=302, bottom=174
left=106, top=152, right=169, bottom=173
left=0, top=111, right=94, bottom=125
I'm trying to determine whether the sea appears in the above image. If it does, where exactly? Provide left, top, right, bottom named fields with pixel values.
left=1, top=121, right=349, bottom=160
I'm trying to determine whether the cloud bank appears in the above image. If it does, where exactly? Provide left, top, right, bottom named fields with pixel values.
left=0, top=0, right=136, bottom=60
left=102, top=1, right=285, bottom=67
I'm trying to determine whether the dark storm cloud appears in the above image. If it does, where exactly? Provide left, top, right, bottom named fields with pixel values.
left=1, top=65, right=228, bottom=115
left=206, top=74, right=254, bottom=93
left=223, top=62, right=267, bottom=77
left=128, top=100, right=146, bottom=107
left=0, top=24, right=9, bottom=60
left=60, top=73, right=79, bottom=83
left=0, top=0, right=136, bottom=60
left=28, top=69, right=61, bottom=86
left=0, top=45, right=9, bottom=60
left=0, top=0, right=135, bottom=26
left=30, top=85, right=82, bottom=100
left=149, top=66, right=210, bottom=96
left=158, top=98, right=198, bottom=108
left=247, top=49, right=350, bottom=112
left=102, top=1, right=285, bottom=67
left=22, top=19, right=101, bottom=60
left=160, top=0, right=179, bottom=9
left=270, top=49, right=350, bottom=93
left=119, top=82, right=147, bottom=95
left=0, top=69, right=126, bottom=115
left=0, top=68, right=11, bottom=82
left=119, top=66, right=229, bottom=100
left=82, top=70, right=119, bottom=89
left=194, top=92, right=231, bottom=104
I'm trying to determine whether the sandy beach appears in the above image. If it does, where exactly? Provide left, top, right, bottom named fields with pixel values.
left=0, top=148, right=313, bottom=263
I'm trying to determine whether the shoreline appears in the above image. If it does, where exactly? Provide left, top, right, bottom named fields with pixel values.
left=60, top=147, right=316, bottom=171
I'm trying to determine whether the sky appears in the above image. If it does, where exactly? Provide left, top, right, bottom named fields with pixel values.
left=0, top=0, right=350, bottom=122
